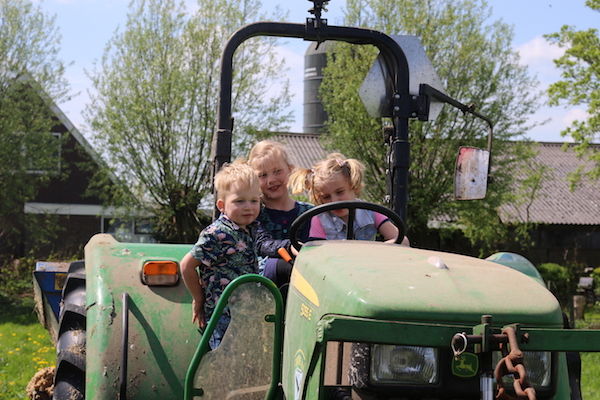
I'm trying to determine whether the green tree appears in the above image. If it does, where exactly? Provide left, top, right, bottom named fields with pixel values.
left=320, top=0, right=542, bottom=252
left=545, top=0, right=600, bottom=186
left=0, top=0, right=68, bottom=256
left=87, top=0, right=291, bottom=243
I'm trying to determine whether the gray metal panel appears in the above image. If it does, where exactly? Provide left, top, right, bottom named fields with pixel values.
left=359, top=35, right=445, bottom=120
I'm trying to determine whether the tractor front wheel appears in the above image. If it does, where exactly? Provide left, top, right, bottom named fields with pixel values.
left=53, top=261, right=86, bottom=400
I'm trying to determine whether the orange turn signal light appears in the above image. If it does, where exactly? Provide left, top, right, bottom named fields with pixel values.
left=141, top=261, right=179, bottom=286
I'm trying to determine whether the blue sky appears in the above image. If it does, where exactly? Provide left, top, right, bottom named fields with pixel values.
left=38, top=0, right=598, bottom=142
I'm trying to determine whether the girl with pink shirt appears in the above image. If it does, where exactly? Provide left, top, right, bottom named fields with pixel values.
left=290, top=153, right=405, bottom=244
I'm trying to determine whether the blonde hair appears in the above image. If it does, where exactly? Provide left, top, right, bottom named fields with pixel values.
left=214, top=159, right=260, bottom=200
left=248, top=140, right=294, bottom=170
left=289, top=153, right=365, bottom=204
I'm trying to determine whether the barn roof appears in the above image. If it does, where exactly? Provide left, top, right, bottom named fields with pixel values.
left=500, top=142, right=600, bottom=225
left=271, top=132, right=327, bottom=169
left=271, top=133, right=600, bottom=226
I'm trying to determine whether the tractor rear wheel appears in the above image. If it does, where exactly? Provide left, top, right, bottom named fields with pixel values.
left=53, top=261, right=86, bottom=400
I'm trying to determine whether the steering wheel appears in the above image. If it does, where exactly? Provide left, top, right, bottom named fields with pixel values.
left=288, top=200, right=406, bottom=251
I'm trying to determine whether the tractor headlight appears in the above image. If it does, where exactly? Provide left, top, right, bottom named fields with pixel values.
left=370, top=345, right=439, bottom=385
left=493, top=351, right=552, bottom=389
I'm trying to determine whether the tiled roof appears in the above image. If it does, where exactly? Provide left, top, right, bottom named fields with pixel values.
left=271, top=133, right=600, bottom=226
left=271, top=132, right=328, bottom=169
left=499, top=142, right=600, bottom=225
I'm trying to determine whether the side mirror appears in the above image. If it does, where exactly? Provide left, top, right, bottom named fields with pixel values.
left=454, top=147, right=489, bottom=200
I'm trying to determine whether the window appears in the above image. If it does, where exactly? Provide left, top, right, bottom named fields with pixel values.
left=134, top=218, right=154, bottom=235
left=103, top=217, right=156, bottom=243
left=103, top=218, right=135, bottom=242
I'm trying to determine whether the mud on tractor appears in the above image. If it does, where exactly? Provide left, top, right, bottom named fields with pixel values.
left=43, top=1, right=600, bottom=399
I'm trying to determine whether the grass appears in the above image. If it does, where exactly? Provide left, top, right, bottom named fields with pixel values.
left=581, top=352, right=600, bottom=399
left=578, top=303, right=600, bottom=400
left=0, top=296, right=55, bottom=400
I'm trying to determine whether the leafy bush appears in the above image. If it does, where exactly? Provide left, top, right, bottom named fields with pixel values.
left=592, top=267, right=600, bottom=296
left=538, top=263, right=571, bottom=305
left=0, top=256, right=37, bottom=306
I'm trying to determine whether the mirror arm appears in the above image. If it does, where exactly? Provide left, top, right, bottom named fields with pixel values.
left=419, top=84, right=494, bottom=176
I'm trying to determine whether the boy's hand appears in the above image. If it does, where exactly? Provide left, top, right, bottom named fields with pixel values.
left=192, top=299, right=206, bottom=329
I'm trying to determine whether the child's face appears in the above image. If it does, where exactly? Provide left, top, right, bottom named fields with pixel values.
left=252, top=156, right=292, bottom=203
left=315, top=172, right=357, bottom=219
left=217, top=183, right=261, bottom=228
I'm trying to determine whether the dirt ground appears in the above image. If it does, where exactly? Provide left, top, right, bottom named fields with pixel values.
left=26, top=367, right=55, bottom=400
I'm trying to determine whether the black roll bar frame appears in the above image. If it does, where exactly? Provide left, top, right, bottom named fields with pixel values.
left=211, top=18, right=412, bottom=220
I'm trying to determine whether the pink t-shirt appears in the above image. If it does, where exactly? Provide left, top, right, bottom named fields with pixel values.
left=309, top=211, right=388, bottom=239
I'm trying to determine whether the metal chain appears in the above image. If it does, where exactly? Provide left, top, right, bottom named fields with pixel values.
left=493, top=326, right=536, bottom=400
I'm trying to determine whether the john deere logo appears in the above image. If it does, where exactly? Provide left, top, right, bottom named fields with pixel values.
left=294, top=350, right=306, bottom=400
left=451, top=352, right=479, bottom=378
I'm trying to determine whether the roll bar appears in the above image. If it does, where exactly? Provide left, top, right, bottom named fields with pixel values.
left=211, top=13, right=412, bottom=219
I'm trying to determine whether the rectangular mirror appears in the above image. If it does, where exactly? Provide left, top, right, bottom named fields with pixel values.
left=454, top=146, right=489, bottom=200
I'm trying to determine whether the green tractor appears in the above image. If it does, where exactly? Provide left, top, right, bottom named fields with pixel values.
left=50, top=1, right=600, bottom=399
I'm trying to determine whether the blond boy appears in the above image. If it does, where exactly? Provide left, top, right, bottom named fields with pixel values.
left=180, top=160, right=262, bottom=348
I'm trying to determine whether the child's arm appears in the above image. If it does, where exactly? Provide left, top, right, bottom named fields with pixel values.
left=254, top=222, right=293, bottom=257
left=379, top=220, right=400, bottom=243
left=377, top=219, right=410, bottom=246
left=374, top=212, right=403, bottom=244
left=180, top=253, right=206, bottom=328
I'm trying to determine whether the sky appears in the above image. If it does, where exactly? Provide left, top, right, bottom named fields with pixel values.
left=37, top=0, right=599, bottom=143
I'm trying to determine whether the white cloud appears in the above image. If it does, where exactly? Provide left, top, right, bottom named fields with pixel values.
left=563, top=108, right=590, bottom=125
left=516, top=36, right=564, bottom=67
left=516, top=36, right=566, bottom=88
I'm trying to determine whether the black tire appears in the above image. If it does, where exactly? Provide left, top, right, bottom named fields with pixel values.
left=53, top=261, right=86, bottom=400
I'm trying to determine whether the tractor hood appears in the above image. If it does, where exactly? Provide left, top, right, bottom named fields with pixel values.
left=291, top=241, right=562, bottom=328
